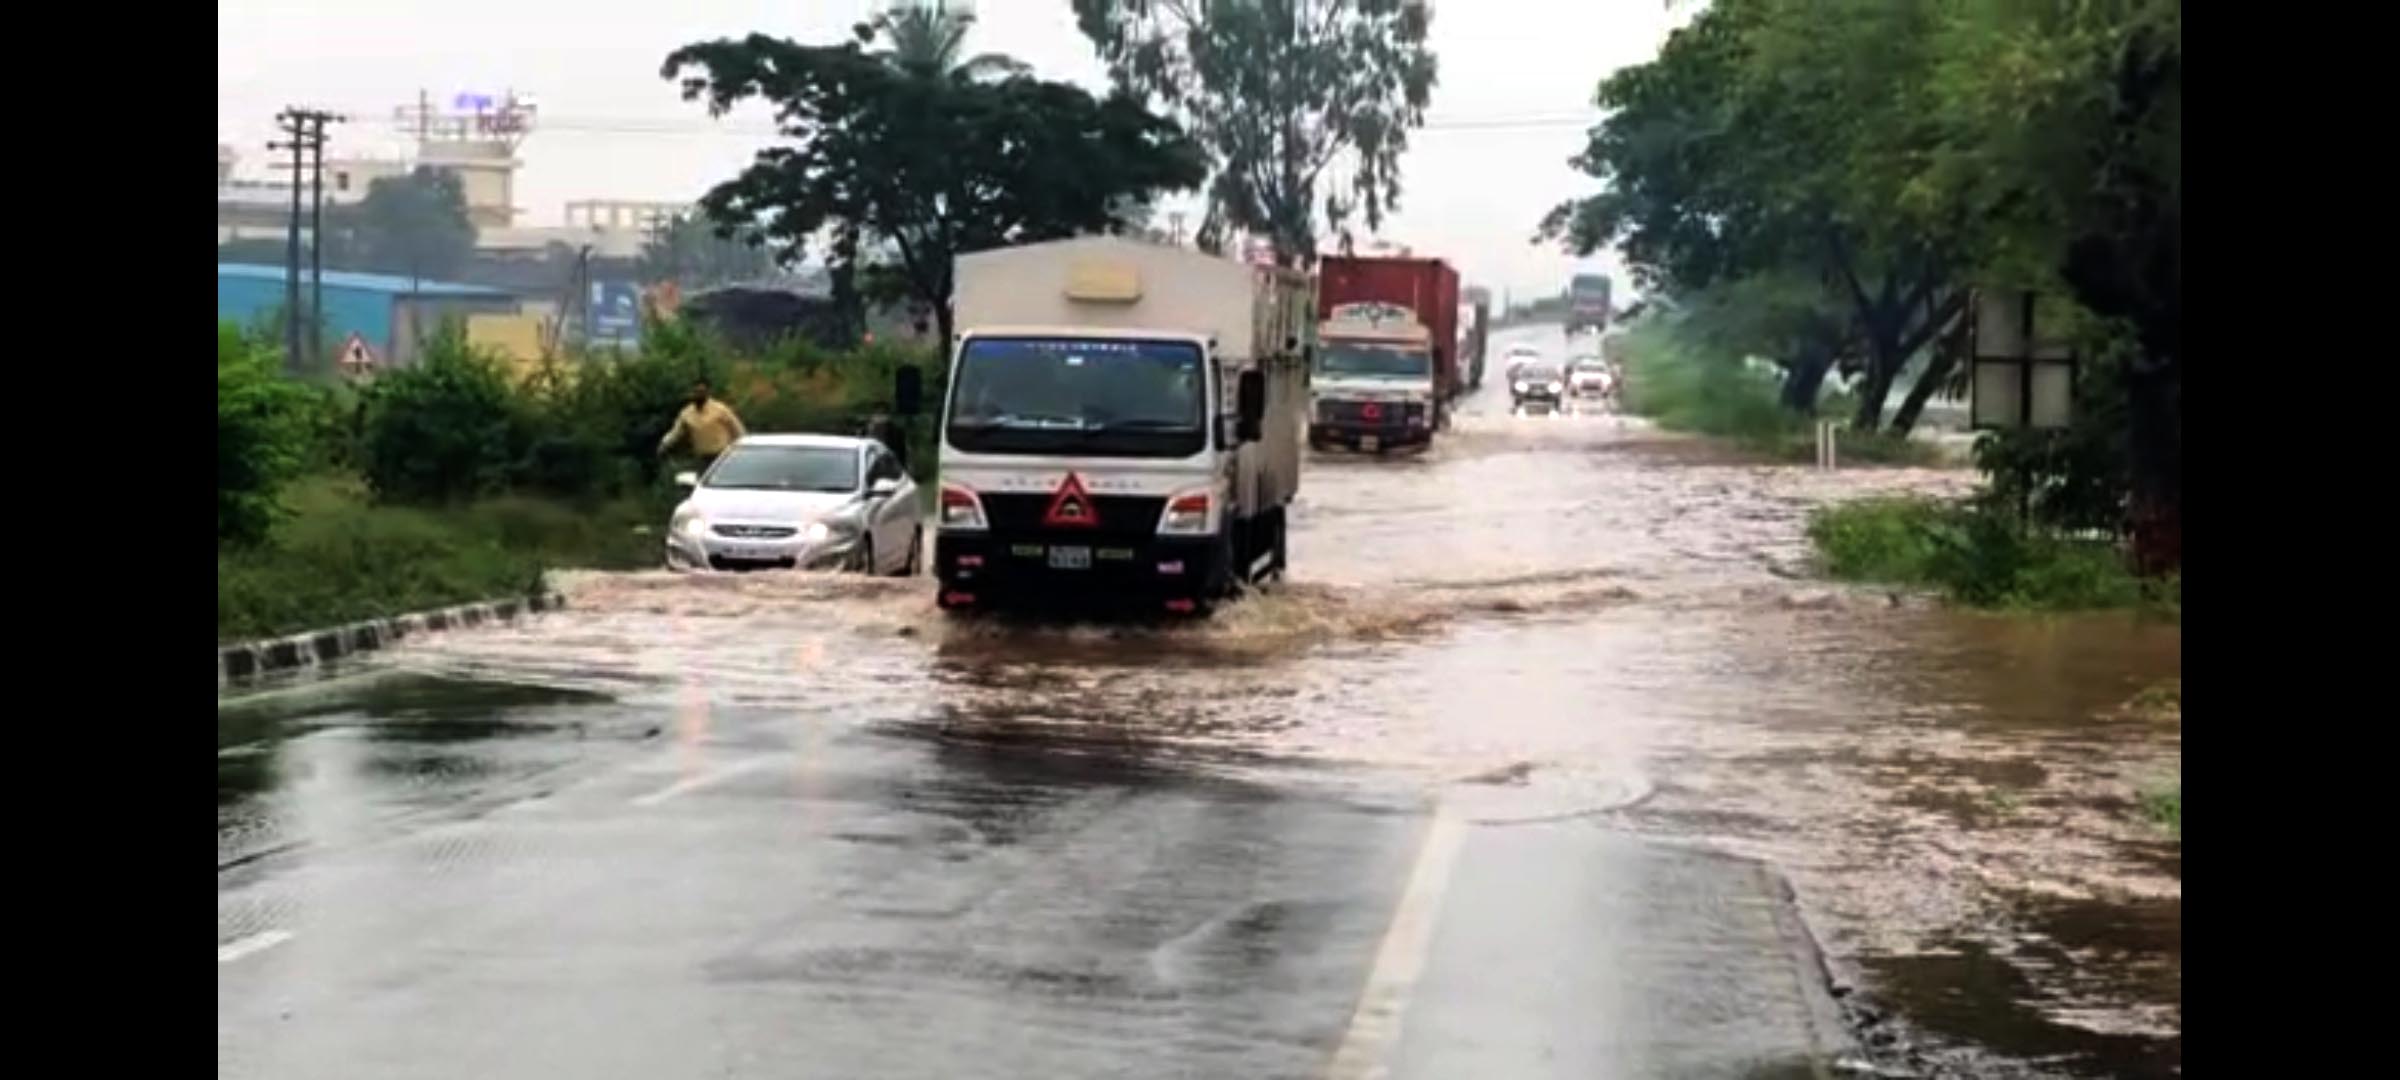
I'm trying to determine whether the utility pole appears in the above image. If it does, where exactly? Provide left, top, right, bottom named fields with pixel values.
left=308, top=112, right=344, bottom=373
left=271, top=110, right=308, bottom=374
left=271, top=107, right=339, bottom=375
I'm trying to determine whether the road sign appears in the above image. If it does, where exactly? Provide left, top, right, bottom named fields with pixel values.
left=1969, top=290, right=2076, bottom=431
left=338, top=332, right=378, bottom=375
left=1042, top=473, right=1099, bottom=529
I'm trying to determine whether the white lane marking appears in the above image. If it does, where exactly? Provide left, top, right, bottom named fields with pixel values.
left=630, top=758, right=774, bottom=807
left=1324, top=802, right=1468, bottom=1080
left=218, top=930, right=294, bottom=964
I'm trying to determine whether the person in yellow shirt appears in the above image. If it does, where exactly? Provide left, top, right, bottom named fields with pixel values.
left=656, top=379, right=747, bottom=472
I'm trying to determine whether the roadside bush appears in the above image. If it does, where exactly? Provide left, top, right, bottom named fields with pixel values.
left=358, top=328, right=531, bottom=503
left=1618, top=320, right=1800, bottom=445
left=1615, top=317, right=1945, bottom=466
left=1806, top=496, right=2161, bottom=612
left=297, top=380, right=366, bottom=475
left=217, top=323, right=314, bottom=546
left=217, top=474, right=659, bottom=642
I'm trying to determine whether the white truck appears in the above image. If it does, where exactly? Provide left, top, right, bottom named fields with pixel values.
left=930, top=236, right=1314, bottom=614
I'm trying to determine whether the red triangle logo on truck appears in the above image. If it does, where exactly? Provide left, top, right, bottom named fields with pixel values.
left=1042, top=472, right=1100, bottom=529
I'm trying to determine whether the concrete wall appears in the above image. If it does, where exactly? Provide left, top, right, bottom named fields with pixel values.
left=390, top=296, right=522, bottom=366
left=218, top=276, right=397, bottom=358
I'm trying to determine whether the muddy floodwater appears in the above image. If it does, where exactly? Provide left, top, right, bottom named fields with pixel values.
left=241, top=328, right=2179, bottom=1077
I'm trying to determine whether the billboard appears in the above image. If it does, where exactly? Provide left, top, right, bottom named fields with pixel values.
left=589, top=280, right=642, bottom=349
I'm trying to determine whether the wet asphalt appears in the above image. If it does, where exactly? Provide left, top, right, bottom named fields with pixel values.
left=219, top=326, right=2177, bottom=1078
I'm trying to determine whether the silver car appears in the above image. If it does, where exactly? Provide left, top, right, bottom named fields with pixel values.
left=664, top=435, right=923, bottom=575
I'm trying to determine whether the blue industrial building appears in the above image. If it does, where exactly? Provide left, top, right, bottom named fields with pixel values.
left=217, top=264, right=519, bottom=368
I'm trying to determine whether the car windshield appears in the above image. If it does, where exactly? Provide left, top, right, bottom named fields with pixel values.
left=1519, top=365, right=1563, bottom=382
left=703, top=445, right=859, bottom=492
left=947, top=336, right=1206, bottom=458
left=1317, top=342, right=1431, bottom=379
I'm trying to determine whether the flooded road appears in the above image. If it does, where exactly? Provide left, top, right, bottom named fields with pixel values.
left=220, top=325, right=2180, bottom=1078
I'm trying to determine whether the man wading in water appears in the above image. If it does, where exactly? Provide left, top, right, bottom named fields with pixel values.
left=657, top=379, right=747, bottom=474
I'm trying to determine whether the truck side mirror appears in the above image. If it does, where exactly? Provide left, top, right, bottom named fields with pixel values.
left=1236, top=369, right=1265, bottom=443
left=894, top=365, right=924, bottom=418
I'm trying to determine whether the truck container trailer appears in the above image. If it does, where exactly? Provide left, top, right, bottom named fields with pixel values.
left=1309, top=256, right=1461, bottom=453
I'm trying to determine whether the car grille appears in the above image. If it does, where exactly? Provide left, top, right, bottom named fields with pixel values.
left=712, top=524, right=799, bottom=539
left=708, top=554, right=798, bottom=571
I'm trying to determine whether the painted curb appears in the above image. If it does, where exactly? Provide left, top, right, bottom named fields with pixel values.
left=218, top=591, right=566, bottom=687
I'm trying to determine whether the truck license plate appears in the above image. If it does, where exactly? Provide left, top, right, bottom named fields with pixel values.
left=1048, top=545, right=1092, bottom=570
left=1359, top=435, right=1380, bottom=452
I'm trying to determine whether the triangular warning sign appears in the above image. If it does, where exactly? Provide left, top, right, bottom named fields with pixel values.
left=1042, top=472, right=1100, bottom=529
left=338, top=332, right=378, bottom=373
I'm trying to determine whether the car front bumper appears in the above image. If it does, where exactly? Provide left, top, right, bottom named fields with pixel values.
left=664, top=527, right=865, bottom=573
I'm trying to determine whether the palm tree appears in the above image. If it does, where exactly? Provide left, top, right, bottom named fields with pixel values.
left=863, top=1, right=1029, bottom=82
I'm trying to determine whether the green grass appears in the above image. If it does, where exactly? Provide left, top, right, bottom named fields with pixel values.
left=217, top=474, right=664, bottom=643
left=1806, top=496, right=2173, bottom=613
left=1617, top=323, right=1944, bottom=467
left=2139, top=784, right=2181, bottom=838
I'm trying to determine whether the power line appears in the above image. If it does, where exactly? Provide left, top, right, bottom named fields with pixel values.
left=234, top=105, right=1601, bottom=145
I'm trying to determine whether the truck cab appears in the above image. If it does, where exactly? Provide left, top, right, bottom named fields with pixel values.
left=932, top=237, right=1310, bottom=615
left=1310, top=302, right=1441, bottom=453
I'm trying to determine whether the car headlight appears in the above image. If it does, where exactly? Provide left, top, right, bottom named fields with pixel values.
left=676, top=511, right=709, bottom=539
left=1513, top=380, right=1529, bottom=393
left=1547, top=381, right=1563, bottom=393
left=802, top=521, right=833, bottom=543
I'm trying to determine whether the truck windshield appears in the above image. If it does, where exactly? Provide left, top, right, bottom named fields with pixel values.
left=1318, top=342, right=1430, bottom=379
left=947, top=336, right=1207, bottom=458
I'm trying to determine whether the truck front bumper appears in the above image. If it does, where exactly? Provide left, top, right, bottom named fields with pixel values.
left=934, top=530, right=1229, bottom=610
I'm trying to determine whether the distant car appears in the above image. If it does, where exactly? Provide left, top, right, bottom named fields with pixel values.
left=664, top=434, right=922, bottom=575
left=1512, top=362, right=1566, bottom=412
left=1502, top=343, right=1545, bottom=384
left=1567, top=357, right=1614, bottom=399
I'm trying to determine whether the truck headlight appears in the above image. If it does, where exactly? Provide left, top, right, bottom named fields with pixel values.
left=1157, top=490, right=1212, bottom=535
left=938, top=483, right=987, bottom=530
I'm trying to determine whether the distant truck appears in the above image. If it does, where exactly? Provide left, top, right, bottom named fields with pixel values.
left=1566, top=273, right=1613, bottom=336
left=1309, top=256, right=1461, bottom=453
left=931, top=236, right=1313, bottom=614
left=1460, top=288, right=1492, bottom=391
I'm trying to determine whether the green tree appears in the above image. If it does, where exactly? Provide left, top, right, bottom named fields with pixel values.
left=1928, top=1, right=2180, bottom=571
left=342, top=167, right=477, bottom=283
left=1071, top=0, right=1438, bottom=266
left=662, top=27, right=1207, bottom=345
left=637, top=212, right=775, bottom=289
left=217, top=323, right=314, bottom=545
left=1540, top=0, right=1967, bottom=433
left=866, top=1, right=1030, bottom=81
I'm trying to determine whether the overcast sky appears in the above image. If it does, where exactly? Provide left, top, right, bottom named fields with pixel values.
left=219, top=1, right=1688, bottom=301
